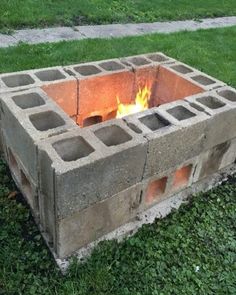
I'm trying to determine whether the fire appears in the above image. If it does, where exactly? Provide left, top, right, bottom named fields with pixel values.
left=116, top=85, right=151, bottom=118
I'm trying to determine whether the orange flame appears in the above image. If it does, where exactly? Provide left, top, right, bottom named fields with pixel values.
left=116, top=85, right=151, bottom=118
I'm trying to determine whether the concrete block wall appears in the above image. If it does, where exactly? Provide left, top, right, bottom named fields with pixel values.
left=0, top=53, right=235, bottom=260
left=0, top=88, right=77, bottom=217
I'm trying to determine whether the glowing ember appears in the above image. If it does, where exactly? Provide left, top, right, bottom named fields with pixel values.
left=116, top=85, right=151, bottom=118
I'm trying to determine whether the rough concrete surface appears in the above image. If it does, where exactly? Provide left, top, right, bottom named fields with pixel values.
left=0, top=16, right=236, bottom=48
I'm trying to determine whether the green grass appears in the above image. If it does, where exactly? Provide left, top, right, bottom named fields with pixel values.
left=0, top=26, right=236, bottom=89
left=1, top=0, right=236, bottom=30
left=0, top=27, right=236, bottom=294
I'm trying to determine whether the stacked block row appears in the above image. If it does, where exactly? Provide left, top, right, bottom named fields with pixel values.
left=0, top=88, right=77, bottom=218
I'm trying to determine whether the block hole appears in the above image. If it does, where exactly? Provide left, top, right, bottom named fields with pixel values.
left=188, top=102, right=205, bottom=112
left=173, top=165, right=192, bottom=189
left=196, top=96, right=225, bottom=109
left=53, top=136, right=95, bottom=162
left=145, top=177, right=167, bottom=204
left=35, top=69, right=65, bottom=81
left=126, top=122, right=142, bottom=134
left=8, top=149, right=20, bottom=181
left=2, top=74, right=35, bottom=88
left=74, top=65, right=101, bottom=76
left=128, top=57, right=151, bottom=66
left=171, top=64, right=193, bottom=74
left=83, top=115, right=102, bottom=127
left=147, top=54, right=168, bottom=62
left=12, top=93, right=45, bottom=109
left=29, top=111, right=65, bottom=131
left=167, top=105, right=196, bottom=121
left=191, top=75, right=216, bottom=86
left=218, top=90, right=236, bottom=102
left=94, top=125, right=132, bottom=147
left=139, top=113, right=170, bottom=131
left=99, top=61, right=125, bottom=71
left=20, top=170, right=33, bottom=205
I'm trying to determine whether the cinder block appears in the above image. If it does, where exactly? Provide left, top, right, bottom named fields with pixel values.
left=142, top=101, right=209, bottom=179
left=184, top=90, right=236, bottom=149
left=57, top=183, right=142, bottom=258
left=123, top=102, right=210, bottom=181
left=39, top=119, right=147, bottom=220
left=0, top=88, right=77, bottom=182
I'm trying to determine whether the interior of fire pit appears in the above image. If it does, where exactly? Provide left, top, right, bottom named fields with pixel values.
left=38, top=62, right=206, bottom=128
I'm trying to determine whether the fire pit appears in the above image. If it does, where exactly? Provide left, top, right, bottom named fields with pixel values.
left=0, top=52, right=235, bottom=265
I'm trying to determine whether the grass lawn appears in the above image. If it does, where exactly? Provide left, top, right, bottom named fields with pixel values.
left=0, top=26, right=236, bottom=89
left=0, top=26, right=236, bottom=294
left=0, top=0, right=236, bottom=31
